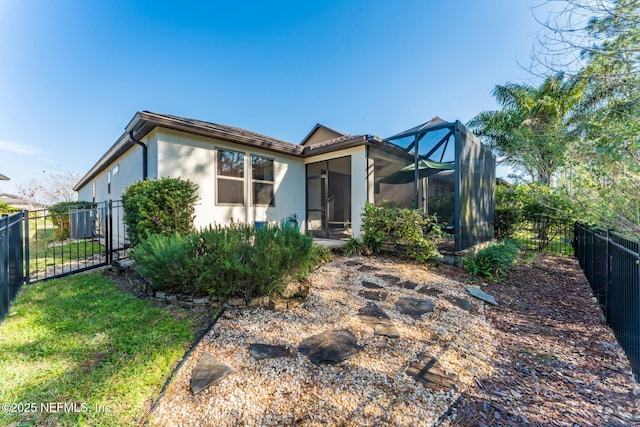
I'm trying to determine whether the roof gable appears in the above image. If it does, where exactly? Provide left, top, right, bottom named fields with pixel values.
left=300, top=123, right=346, bottom=146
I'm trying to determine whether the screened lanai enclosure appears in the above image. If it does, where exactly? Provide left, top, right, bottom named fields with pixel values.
left=371, top=118, right=495, bottom=251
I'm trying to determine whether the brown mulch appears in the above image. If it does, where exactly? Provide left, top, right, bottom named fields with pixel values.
left=441, top=255, right=640, bottom=427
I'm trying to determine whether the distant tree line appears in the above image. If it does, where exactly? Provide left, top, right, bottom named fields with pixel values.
left=468, top=0, right=640, bottom=235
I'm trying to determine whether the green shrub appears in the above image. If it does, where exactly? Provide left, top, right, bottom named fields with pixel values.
left=132, top=222, right=321, bottom=301
left=343, top=237, right=364, bottom=256
left=361, top=203, right=442, bottom=262
left=463, top=240, right=521, bottom=280
left=130, top=232, right=203, bottom=295
left=122, top=178, right=199, bottom=246
left=310, top=243, right=332, bottom=265
left=494, top=185, right=526, bottom=239
left=49, top=201, right=96, bottom=241
left=0, top=201, right=19, bottom=215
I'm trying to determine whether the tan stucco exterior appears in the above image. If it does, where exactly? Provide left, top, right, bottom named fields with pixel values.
left=75, top=112, right=376, bottom=239
left=154, top=128, right=305, bottom=230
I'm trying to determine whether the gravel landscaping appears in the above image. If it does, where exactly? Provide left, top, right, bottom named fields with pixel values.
left=145, top=254, right=639, bottom=426
left=148, top=255, right=496, bottom=426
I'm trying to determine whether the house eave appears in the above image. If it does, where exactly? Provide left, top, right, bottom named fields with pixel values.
left=302, top=135, right=379, bottom=157
left=74, top=111, right=383, bottom=193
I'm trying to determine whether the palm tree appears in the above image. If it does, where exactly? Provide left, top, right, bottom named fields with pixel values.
left=468, top=74, right=583, bottom=186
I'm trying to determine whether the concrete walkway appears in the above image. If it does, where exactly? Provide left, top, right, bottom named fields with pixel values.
left=313, top=238, right=347, bottom=250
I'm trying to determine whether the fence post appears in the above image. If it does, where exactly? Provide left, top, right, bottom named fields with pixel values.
left=23, top=210, right=30, bottom=284
left=2, top=215, right=8, bottom=320
left=605, top=228, right=614, bottom=320
left=106, top=200, right=113, bottom=265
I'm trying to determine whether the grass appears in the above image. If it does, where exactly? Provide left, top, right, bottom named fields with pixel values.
left=0, top=273, right=202, bottom=426
left=512, top=223, right=574, bottom=257
left=28, top=222, right=105, bottom=273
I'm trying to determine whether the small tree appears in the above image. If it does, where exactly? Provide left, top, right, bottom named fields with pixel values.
left=122, top=178, right=200, bottom=246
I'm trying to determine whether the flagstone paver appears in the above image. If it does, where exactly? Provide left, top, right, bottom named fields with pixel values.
left=467, top=286, right=498, bottom=306
left=249, top=343, right=291, bottom=360
left=357, top=302, right=400, bottom=337
left=358, top=289, right=388, bottom=301
left=361, top=280, right=384, bottom=289
left=395, top=297, right=436, bottom=318
left=445, top=295, right=472, bottom=311
left=406, top=353, right=458, bottom=390
left=190, top=352, right=235, bottom=395
left=298, top=329, right=362, bottom=364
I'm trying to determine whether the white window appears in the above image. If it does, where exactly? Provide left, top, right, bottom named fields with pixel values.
left=216, top=149, right=245, bottom=205
left=251, top=155, right=274, bottom=206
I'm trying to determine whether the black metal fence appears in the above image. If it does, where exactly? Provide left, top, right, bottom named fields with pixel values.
left=515, top=214, right=574, bottom=257
left=0, top=201, right=127, bottom=322
left=1, top=212, right=25, bottom=322
left=574, top=223, right=639, bottom=381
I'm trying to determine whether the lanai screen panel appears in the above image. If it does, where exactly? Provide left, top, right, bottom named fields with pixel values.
left=371, top=141, right=416, bottom=208
left=455, top=126, right=495, bottom=250
left=417, top=129, right=455, bottom=228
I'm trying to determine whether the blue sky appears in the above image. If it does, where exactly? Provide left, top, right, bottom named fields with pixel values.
left=0, top=0, right=546, bottom=194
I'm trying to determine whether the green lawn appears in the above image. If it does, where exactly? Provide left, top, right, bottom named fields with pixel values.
left=513, top=226, right=574, bottom=257
left=28, top=222, right=105, bottom=273
left=0, top=273, right=203, bottom=426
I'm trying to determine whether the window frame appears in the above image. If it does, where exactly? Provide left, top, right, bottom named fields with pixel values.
left=216, top=148, right=246, bottom=206
left=251, top=155, right=275, bottom=207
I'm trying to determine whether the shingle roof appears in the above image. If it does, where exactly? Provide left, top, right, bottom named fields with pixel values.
left=133, top=112, right=304, bottom=156
left=74, top=111, right=378, bottom=191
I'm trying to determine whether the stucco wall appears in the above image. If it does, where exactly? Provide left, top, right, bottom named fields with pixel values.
left=76, top=140, right=155, bottom=203
left=303, top=127, right=342, bottom=146
left=155, top=128, right=306, bottom=230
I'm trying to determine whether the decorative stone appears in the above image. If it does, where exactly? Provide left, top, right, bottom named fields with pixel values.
left=358, top=289, right=387, bottom=301
left=358, top=302, right=389, bottom=319
left=192, top=297, right=210, bottom=305
left=271, top=299, right=288, bottom=310
left=406, top=353, right=457, bottom=390
left=376, top=274, right=401, bottom=284
left=166, top=294, right=177, bottom=302
left=397, top=281, right=418, bottom=290
left=249, top=344, right=291, bottom=360
left=298, top=329, right=362, bottom=364
left=190, top=352, right=235, bottom=395
left=227, top=298, right=246, bottom=307
left=395, top=297, right=435, bottom=318
left=358, top=265, right=379, bottom=272
left=155, top=291, right=166, bottom=299
left=222, top=310, right=236, bottom=319
left=361, top=281, right=384, bottom=289
left=286, top=298, right=304, bottom=309
left=345, top=260, right=362, bottom=266
left=358, top=303, right=399, bottom=338
left=467, top=287, right=498, bottom=306
left=417, top=287, right=442, bottom=297
left=249, top=296, right=270, bottom=307
left=445, top=296, right=472, bottom=311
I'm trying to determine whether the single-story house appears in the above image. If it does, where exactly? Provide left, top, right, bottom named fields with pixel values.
left=74, top=111, right=495, bottom=250
left=0, top=194, right=31, bottom=211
